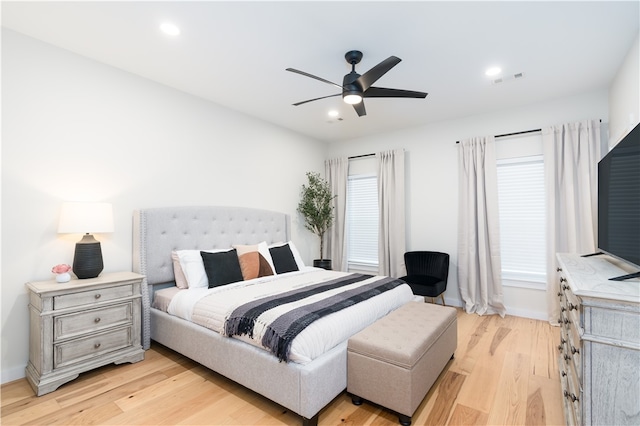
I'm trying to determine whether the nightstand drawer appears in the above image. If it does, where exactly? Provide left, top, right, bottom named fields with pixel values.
left=54, top=302, right=133, bottom=341
left=54, top=284, right=133, bottom=310
left=54, top=326, right=133, bottom=369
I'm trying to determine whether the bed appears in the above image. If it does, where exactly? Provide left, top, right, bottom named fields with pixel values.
left=132, top=206, right=413, bottom=425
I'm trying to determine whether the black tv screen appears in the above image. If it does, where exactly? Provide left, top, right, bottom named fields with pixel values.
left=598, top=122, right=640, bottom=268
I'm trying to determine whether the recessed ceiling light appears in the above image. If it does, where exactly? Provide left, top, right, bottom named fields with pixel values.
left=160, top=22, right=180, bottom=36
left=328, top=110, right=339, bottom=117
left=485, top=67, right=502, bottom=77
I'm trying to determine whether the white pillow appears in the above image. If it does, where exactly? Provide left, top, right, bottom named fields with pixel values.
left=175, top=248, right=231, bottom=289
left=269, top=241, right=305, bottom=270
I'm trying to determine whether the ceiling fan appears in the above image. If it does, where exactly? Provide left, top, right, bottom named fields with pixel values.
left=286, top=50, right=428, bottom=117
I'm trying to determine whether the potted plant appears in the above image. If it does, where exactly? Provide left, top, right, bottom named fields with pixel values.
left=297, top=171, right=335, bottom=270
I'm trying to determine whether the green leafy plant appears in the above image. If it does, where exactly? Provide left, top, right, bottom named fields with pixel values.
left=297, top=172, right=335, bottom=259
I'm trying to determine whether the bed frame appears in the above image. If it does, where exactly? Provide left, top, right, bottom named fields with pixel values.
left=132, top=206, right=346, bottom=425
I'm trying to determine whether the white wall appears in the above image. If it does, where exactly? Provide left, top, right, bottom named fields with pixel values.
left=609, top=33, right=639, bottom=147
left=1, top=30, right=327, bottom=383
left=327, top=90, right=610, bottom=320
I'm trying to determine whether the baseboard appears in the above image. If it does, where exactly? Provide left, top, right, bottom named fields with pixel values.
left=503, top=307, right=547, bottom=321
left=443, top=296, right=547, bottom=321
left=2, top=364, right=26, bottom=385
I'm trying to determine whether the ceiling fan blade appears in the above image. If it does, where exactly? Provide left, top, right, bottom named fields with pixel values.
left=292, top=93, right=341, bottom=106
left=352, top=101, right=366, bottom=117
left=355, top=56, right=401, bottom=91
left=286, top=68, right=344, bottom=90
left=364, top=87, right=428, bottom=99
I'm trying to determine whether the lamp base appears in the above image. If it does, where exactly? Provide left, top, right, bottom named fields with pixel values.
left=73, top=234, right=104, bottom=279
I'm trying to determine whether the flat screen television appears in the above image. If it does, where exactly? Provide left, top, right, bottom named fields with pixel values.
left=597, top=121, right=640, bottom=278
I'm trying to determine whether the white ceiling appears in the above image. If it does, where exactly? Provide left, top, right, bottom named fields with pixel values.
left=2, top=1, right=639, bottom=143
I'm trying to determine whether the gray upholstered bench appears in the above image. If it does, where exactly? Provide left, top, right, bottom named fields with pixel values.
left=347, top=301, right=457, bottom=425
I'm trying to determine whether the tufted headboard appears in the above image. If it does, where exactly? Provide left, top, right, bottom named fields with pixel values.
left=132, top=206, right=291, bottom=348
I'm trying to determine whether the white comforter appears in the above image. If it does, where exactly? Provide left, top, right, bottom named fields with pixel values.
left=168, top=267, right=413, bottom=364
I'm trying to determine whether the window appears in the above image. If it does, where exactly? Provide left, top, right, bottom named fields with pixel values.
left=346, top=174, right=378, bottom=273
left=496, top=155, right=546, bottom=287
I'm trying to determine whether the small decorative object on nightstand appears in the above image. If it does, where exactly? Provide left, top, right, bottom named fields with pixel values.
left=25, top=271, right=145, bottom=396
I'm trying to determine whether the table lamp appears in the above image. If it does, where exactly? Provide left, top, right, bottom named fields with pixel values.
left=58, top=202, right=114, bottom=279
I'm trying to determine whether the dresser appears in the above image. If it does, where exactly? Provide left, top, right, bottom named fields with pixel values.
left=25, top=272, right=145, bottom=396
left=556, top=253, right=640, bottom=425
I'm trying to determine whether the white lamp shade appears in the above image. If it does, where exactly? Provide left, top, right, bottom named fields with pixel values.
left=58, top=202, right=114, bottom=234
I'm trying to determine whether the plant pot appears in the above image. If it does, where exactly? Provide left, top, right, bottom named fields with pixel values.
left=313, top=259, right=332, bottom=270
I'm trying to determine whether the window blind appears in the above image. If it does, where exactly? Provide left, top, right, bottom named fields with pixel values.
left=497, top=155, right=546, bottom=283
left=346, top=174, right=378, bottom=270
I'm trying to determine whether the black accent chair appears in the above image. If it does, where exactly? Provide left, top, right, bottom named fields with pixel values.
left=399, top=251, right=450, bottom=305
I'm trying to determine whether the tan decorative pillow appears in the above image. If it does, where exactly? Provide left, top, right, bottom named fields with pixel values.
left=233, top=242, right=275, bottom=278
left=258, top=254, right=274, bottom=277
left=238, top=251, right=260, bottom=280
left=171, top=251, right=188, bottom=289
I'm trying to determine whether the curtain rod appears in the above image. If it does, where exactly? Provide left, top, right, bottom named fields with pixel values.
left=348, top=153, right=375, bottom=159
left=455, top=128, right=541, bottom=144
left=455, top=119, right=602, bottom=144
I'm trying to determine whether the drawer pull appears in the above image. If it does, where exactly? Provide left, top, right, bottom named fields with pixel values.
left=568, top=303, right=578, bottom=311
left=95, top=294, right=102, bottom=300
left=557, top=267, right=562, bottom=272
left=571, top=346, right=580, bottom=355
left=560, top=277, right=567, bottom=283
left=94, top=317, right=101, bottom=323
left=94, top=343, right=101, bottom=349
left=562, top=284, right=569, bottom=291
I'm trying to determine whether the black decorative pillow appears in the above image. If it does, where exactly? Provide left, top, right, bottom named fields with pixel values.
left=201, top=249, right=244, bottom=288
left=269, top=244, right=299, bottom=274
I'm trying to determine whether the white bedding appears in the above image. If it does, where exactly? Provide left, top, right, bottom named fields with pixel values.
left=167, top=267, right=413, bottom=364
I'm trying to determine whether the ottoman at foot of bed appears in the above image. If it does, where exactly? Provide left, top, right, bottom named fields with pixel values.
left=347, top=302, right=458, bottom=426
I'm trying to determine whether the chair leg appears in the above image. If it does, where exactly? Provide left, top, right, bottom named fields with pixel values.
left=440, top=294, right=446, bottom=306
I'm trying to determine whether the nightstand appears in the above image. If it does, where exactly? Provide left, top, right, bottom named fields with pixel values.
left=25, top=271, right=145, bottom=396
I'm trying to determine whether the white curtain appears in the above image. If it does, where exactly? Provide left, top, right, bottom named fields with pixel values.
left=325, top=157, right=349, bottom=271
left=543, top=120, right=600, bottom=324
left=377, top=149, right=406, bottom=277
left=457, top=137, right=506, bottom=317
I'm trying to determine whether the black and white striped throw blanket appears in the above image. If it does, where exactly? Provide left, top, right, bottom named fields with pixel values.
left=173, top=269, right=414, bottom=363
left=224, top=273, right=407, bottom=362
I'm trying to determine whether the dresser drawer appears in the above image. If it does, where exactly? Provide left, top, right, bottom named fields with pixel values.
left=54, top=302, right=133, bottom=341
left=54, top=326, right=133, bottom=368
left=54, top=284, right=133, bottom=310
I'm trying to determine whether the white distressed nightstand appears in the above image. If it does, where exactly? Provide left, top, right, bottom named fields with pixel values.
left=25, top=271, right=145, bottom=396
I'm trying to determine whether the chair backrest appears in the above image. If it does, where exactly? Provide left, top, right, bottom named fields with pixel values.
left=404, top=251, right=450, bottom=282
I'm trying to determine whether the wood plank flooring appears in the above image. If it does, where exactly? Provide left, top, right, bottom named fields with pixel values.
left=1, top=309, right=564, bottom=425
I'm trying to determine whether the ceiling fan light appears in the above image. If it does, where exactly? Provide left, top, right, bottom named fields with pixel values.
left=343, top=94, right=362, bottom=105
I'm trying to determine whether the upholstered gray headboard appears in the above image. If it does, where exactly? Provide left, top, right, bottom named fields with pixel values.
left=132, top=206, right=291, bottom=349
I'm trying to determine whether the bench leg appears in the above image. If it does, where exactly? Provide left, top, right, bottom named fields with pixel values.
left=398, top=413, right=412, bottom=426
left=351, top=395, right=363, bottom=406
left=301, top=413, right=319, bottom=426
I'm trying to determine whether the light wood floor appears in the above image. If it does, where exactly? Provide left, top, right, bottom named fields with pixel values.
left=1, top=309, right=564, bottom=425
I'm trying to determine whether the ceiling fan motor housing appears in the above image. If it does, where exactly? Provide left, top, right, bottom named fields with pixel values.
left=287, top=49, right=427, bottom=116
left=343, top=71, right=362, bottom=99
